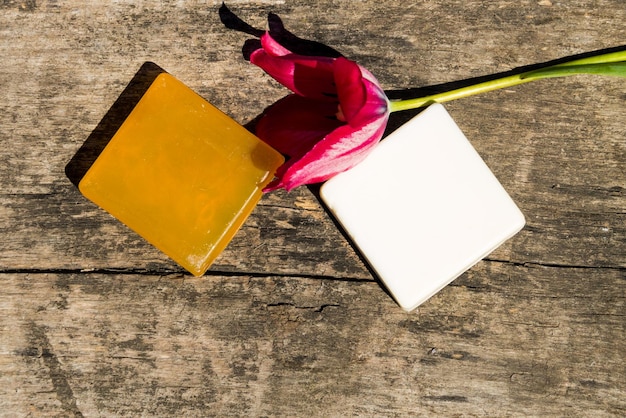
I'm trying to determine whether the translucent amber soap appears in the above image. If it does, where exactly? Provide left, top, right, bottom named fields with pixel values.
left=79, top=73, right=284, bottom=276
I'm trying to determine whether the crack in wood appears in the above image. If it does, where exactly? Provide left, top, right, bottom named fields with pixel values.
left=266, top=302, right=341, bottom=312
left=483, top=257, right=626, bottom=271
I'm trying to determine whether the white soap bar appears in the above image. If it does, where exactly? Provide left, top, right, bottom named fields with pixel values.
left=320, top=103, right=525, bottom=311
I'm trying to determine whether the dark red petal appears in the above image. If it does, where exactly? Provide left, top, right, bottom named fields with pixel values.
left=275, top=112, right=390, bottom=191
left=333, top=58, right=389, bottom=127
left=250, top=49, right=337, bottom=99
left=256, top=94, right=343, bottom=157
left=334, top=57, right=366, bottom=123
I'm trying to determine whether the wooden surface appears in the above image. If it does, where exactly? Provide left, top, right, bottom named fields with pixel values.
left=1, top=1, right=624, bottom=416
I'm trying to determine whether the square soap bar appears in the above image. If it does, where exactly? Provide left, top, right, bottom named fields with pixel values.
left=320, top=104, right=525, bottom=311
left=79, top=73, right=284, bottom=276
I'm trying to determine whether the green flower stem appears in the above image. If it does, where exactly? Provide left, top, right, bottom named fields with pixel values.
left=388, top=49, right=626, bottom=113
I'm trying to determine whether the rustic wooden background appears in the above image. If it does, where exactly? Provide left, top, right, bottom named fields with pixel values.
left=1, top=0, right=624, bottom=416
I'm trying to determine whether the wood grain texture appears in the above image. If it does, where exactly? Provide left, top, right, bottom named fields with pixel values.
left=0, top=0, right=624, bottom=416
left=0, top=268, right=623, bottom=416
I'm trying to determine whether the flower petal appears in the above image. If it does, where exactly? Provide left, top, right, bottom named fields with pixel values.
left=250, top=45, right=337, bottom=99
left=333, top=57, right=366, bottom=123
left=267, top=112, right=390, bottom=191
left=353, top=77, right=389, bottom=125
left=260, top=31, right=292, bottom=56
left=256, top=94, right=343, bottom=157
left=333, top=57, right=389, bottom=128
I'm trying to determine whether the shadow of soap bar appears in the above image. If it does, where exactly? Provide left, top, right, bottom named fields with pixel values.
left=320, top=104, right=525, bottom=311
left=79, top=73, right=284, bottom=276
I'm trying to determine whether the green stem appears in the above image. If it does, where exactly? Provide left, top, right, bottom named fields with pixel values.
left=388, top=49, right=626, bottom=113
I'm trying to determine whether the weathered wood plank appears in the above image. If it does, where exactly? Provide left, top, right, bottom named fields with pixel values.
left=0, top=0, right=623, bottom=273
left=0, top=267, right=623, bottom=416
left=0, top=174, right=623, bottom=274
left=0, top=0, right=624, bottom=416
left=0, top=186, right=370, bottom=278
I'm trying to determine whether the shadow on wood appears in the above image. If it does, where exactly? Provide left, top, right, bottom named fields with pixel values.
left=65, top=61, right=166, bottom=187
left=219, top=3, right=342, bottom=60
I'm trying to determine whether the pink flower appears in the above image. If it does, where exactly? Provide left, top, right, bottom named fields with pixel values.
left=248, top=29, right=389, bottom=191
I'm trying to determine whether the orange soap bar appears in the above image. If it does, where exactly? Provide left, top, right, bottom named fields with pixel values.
left=79, top=73, right=284, bottom=276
